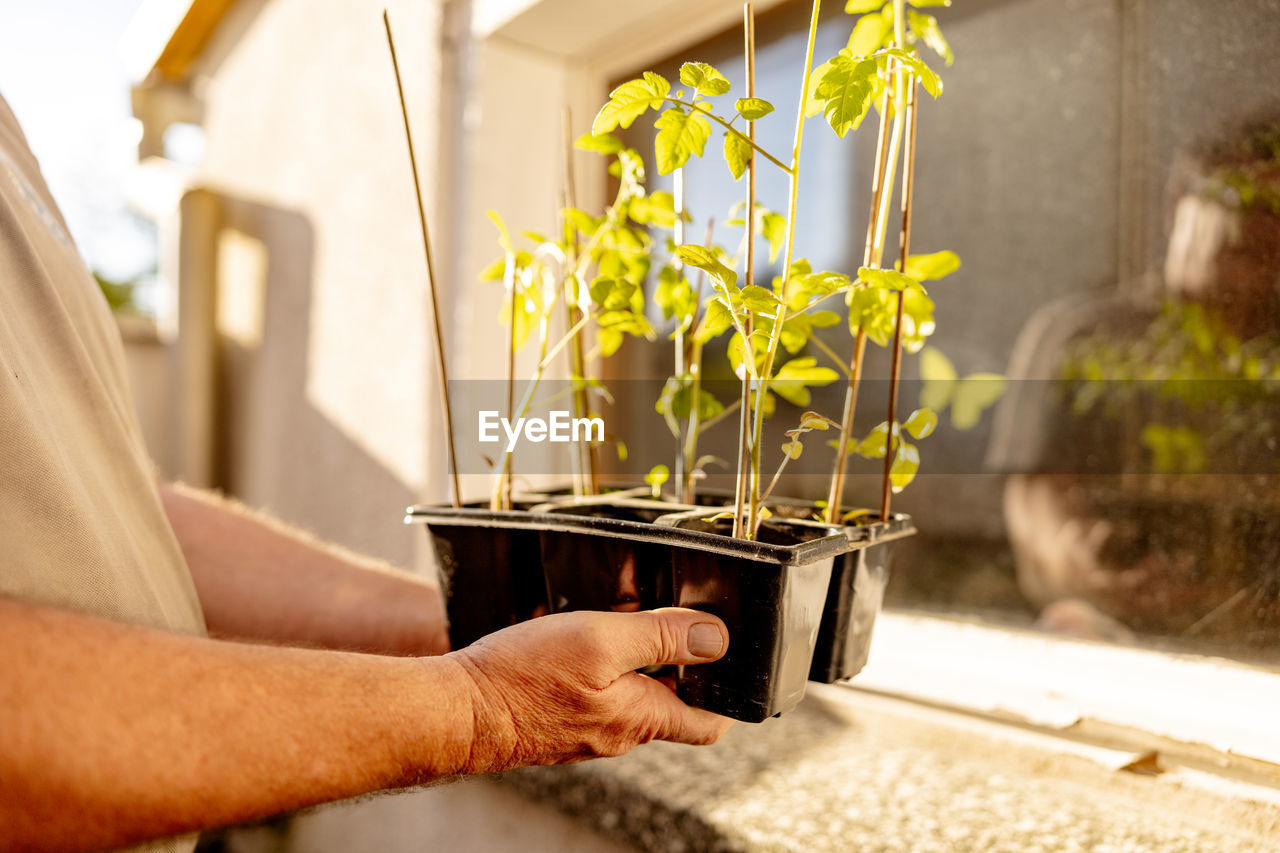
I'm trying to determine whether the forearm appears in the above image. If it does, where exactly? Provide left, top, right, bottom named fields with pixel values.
left=0, top=595, right=474, bottom=852
left=161, top=482, right=447, bottom=656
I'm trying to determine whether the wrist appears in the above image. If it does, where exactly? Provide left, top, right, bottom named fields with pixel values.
left=443, top=650, right=520, bottom=775
left=380, top=654, right=484, bottom=783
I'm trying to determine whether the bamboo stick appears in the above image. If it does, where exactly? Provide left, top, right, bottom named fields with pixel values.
left=561, top=109, right=592, bottom=496
left=825, top=81, right=894, bottom=524
left=881, top=77, right=919, bottom=521
left=384, top=10, right=461, bottom=508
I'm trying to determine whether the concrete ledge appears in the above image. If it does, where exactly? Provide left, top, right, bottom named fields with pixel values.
left=502, top=687, right=1280, bottom=852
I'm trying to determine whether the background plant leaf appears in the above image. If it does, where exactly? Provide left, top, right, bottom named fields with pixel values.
left=593, top=72, right=671, bottom=133
left=679, top=62, right=732, bottom=97
left=654, top=107, right=712, bottom=174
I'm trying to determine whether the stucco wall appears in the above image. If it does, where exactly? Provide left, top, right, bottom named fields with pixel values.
left=183, top=0, right=450, bottom=567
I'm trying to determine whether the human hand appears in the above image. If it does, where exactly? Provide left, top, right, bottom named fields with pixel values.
left=447, top=608, right=732, bottom=772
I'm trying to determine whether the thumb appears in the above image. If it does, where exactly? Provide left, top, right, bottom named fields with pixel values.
left=603, top=608, right=729, bottom=675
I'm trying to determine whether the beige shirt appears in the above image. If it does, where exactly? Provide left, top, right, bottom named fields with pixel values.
left=0, top=95, right=205, bottom=852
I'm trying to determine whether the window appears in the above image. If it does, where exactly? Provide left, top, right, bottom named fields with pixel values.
left=596, top=0, right=1280, bottom=669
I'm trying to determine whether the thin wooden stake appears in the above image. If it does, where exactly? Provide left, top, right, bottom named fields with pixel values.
left=384, top=10, right=461, bottom=507
left=503, top=251, right=516, bottom=510
left=881, top=78, right=919, bottom=521
left=561, top=109, right=601, bottom=495
left=733, top=1, right=757, bottom=538
left=825, top=81, right=894, bottom=524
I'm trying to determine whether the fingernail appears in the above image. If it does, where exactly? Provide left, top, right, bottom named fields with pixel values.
left=688, top=623, right=724, bottom=658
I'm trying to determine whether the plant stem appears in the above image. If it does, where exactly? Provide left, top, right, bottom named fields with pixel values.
left=495, top=289, right=560, bottom=503
left=759, top=443, right=799, bottom=508
left=697, top=396, right=742, bottom=435
left=384, top=11, right=461, bottom=508
left=809, top=333, right=853, bottom=379
left=747, top=0, right=822, bottom=539
left=733, top=2, right=759, bottom=538
left=542, top=308, right=594, bottom=368
left=665, top=99, right=793, bottom=174
left=681, top=219, right=717, bottom=503
left=497, top=251, right=517, bottom=510
left=783, top=284, right=853, bottom=320
left=881, top=73, right=919, bottom=521
left=673, top=168, right=687, bottom=496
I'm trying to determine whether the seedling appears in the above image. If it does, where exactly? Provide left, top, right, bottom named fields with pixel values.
left=481, top=138, right=663, bottom=508
left=593, top=0, right=970, bottom=537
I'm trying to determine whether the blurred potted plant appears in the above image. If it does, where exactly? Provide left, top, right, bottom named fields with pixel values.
left=410, top=0, right=982, bottom=721
left=997, top=116, right=1280, bottom=645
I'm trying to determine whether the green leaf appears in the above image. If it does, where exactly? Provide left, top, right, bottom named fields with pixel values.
left=645, top=464, right=670, bottom=496
left=655, top=265, right=694, bottom=324
left=695, top=297, right=735, bottom=342
left=761, top=211, right=787, bottom=263
left=900, top=288, right=937, bottom=351
left=575, top=132, right=623, bottom=154
left=677, top=244, right=738, bottom=292
left=950, top=374, right=1007, bottom=429
left=739, top=284, right=780, bottom=314
left=656, top=378, right=725, bottom=423
left=859, top=266, right=923, bottom=292
left=735, top=97, right=775, bottom=120
left=679, top=62, right=732, bottom=97
left=681, top=387, right=725, bottom=421
left=854, top=421, right=890, bottom=458
left=789, top=268, right=850, bottom=310
left=782, top=439, right=804, bottom=460
left=909, top=0, right=951, bottom=6
left=907, top=8, right=954, bottom=65
left=724, top=130, right=752, bottom=181
left=805, top=61, right=833, bottom=118
left=749, top=389, right=777, bottom=419
left=845, top=0, right=886, bottom=11
left=904, top=250, right=961, bottom=281
left=890, top=439, right=920, bottom=492
left=815, top=54, right=879, bottom=138
left=849, top=284, right=892, bottom=342
left=479, top=257, right=507, bottom=282
left=1140, top=425, right=1207, bottom=474
left=501, top=286, right=542, bottom=351
left=879, top=48, right=943, bottom=98
left=918, top=347, right=957, bottom=410
left=629, top=191, right=677, bottom=227
left=566, top=207, right=603, bottom=237
left=771, top=356, right=839, bottom=407
left=848, top=8, right=893, bottom=57
left=593, top=72, right=671, bottom=133
left=654, top=107, right=712, bottom=174
left=728, top=330, right=768, bottom=379
left=800, top=411, right=838, bottom=430
left=903, top=407, right=938, bottom=439
left=810, top=310, right=841, bottom=328
left=486, top=210, right=514, bottom=253
left=589, top=277, right=638, bottom=311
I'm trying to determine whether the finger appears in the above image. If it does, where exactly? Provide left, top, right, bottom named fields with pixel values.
left=629, top=672, right=733, bottom=746
left=597, top=608, right=730, bottom=675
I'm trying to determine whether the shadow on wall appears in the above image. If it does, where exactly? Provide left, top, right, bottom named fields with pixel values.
left=195, top=192, right=419, bottom=567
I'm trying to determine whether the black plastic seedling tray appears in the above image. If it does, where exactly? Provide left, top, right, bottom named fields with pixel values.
left=406, top=495, right=913, bottom=723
